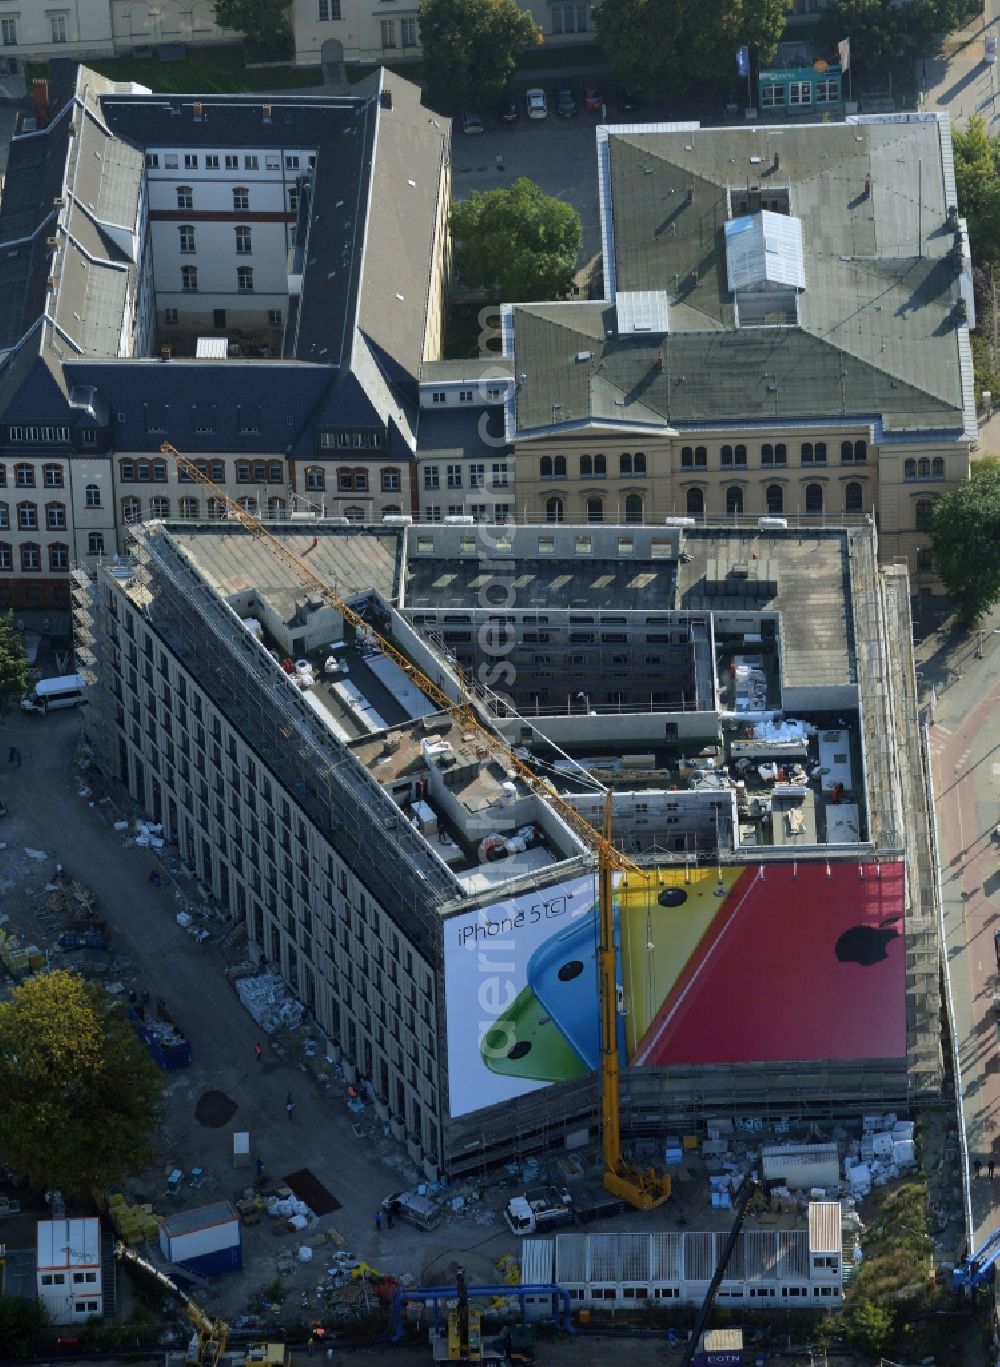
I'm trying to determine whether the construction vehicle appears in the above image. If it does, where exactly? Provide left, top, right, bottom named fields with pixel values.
left=679, top=1179, right=764, bottom=1366
left=159, top=443, right=670, bottom=1212
left=503, top=1187, right=575, bottom=1236
left=115, top=1241, right=228, bottom=1364
left=954, top=1224, right=1000, bottom=1289
left=429, top=1265, right=511, bottom=1366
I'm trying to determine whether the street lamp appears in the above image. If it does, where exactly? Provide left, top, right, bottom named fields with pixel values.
left=974, top=628, right=1000, bottom=659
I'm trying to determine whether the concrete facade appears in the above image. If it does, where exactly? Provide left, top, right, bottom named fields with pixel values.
left=0, top=0, right=234, bottom=61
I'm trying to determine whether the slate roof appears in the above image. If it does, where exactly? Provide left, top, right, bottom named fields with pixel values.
left=510, top=116, right=972, bottom=440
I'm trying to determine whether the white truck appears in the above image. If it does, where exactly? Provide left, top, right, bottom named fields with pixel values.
left=503, top=1186, right=575, bottom=1235
left=20, top=673, right=87, bottom=713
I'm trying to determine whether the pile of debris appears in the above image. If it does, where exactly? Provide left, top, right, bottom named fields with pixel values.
left=236, top=970, right=304, bottom=1034
left=844, top=1116, right=917, bottom=1198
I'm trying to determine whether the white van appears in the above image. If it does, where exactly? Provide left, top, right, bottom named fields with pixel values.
left=381, top=1190, right=443, bottom=1231
left=20, top=674, right=87, bottom=714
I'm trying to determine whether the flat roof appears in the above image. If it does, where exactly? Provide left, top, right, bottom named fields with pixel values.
left=37, top=1217, right=100, bottom=1269
left=160, top=1201, right=237, bottom=1238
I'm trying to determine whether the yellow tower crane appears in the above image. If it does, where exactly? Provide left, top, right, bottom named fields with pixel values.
left=158, top=445, right=670, bottom=1210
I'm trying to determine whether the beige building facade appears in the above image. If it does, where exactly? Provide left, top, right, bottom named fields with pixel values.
left=0, top=0, right=234, bottom=62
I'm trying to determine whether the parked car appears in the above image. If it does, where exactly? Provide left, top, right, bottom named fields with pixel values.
left=556, top=83, right=577, bottom=117
left=525, top=87, right=547, bottom=119
left=583, top=83, right=603, bottom=112
left=461, top=109, right=485, bottom=134
left=500, top=90, right=519, bottom=122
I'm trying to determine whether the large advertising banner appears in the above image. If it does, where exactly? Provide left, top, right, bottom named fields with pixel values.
left=443, top=861, right=906, bottom=1120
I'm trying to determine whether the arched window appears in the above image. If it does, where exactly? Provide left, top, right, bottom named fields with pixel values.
left=150, top=496, right=170, bottom=519
left=686, top=487, right=704, bottom=515
left=841, top=440, right=853, bottom=461
left=42, top=463, right=64, bottom=488
left=0, top=502, right=7, bottom=528
left=774, top=443, right=787, bottom=464
left=633, top=451, right=646, bottom=474
left=176, top=185, right=193, bottom=210
left=268, top=461, right=283, bottom=483
left=801, top=442, right=814, bottom=463
left=620, top=452, right=632, bottom=475
left=554, top=455, right=567, bottom=478
left=579, top=454, right=592, bottom=477
left=844, top=481, right=864, bottom=513
left=761, top=443, right=774, bottom=465
left=932, top=457, right=944, bottom=477
left=0, top=542, right=10, bottom=571
left=904, top=459, right=916, bottom=479
left=344, top=506, right=365, bottom=522
left=207, top=497, right=227, bottom=520
left=915, top=498, right=934, bottom=530
left=734, top=444, right=747, bottom=466
left=726, top=486, right=743, bottom=516
left=305, top=466, right=325, bottom=491
left=45, top=501, right=66, bottom=530
left=122, top=496, right=141, bottom=523
left=85, top=483, right=101, bottom=508
left=765, top=484, right=783, bottom=514
left=540, top=456, right=553, bottom=478
left=238, top=496, right=258, bottom=515
left=593, top=453, right=606, bottom=477
left=179, top=497, right=200, bottom=519
left=918, top=457, right=930, bottom=478
left=48, top=543, right=69, bottom=571
left=267, top=496, right=287, bottom=519
left=681, top=446, right=694, bottom=468
left=624, top=493, right=643, bottom=523
left=721, top=444, right=733, bottom=466
left=814, top=442, right=827, bottom=462
left=805, top=483, right=823, bottom=514
left=586, top=496, right=604, bottom=522
left=854, top=440, right=867, bottom=462
left=694, top=446, right=707, bottom=467
left=545, top=496, right=564, bottom=523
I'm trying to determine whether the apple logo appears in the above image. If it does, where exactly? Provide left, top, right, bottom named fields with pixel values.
left=835, top=924, right=899, bottom=966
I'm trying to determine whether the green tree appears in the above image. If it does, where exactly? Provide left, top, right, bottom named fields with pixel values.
left=0, top=1296, right=46, bottom=1359
left=450, top=177, right=582, bottom=301
left=213, top=0, right=291, bottom=48
left=931, top=458, right=1000, bottom=622
left=0, top=971, right=162, bottom=1197
left=845, top=1299, right=894, bottom=1354
left=418, top=0, right=541, bottom=109
left=0, top=612, right=26, bottom=717
left=953, top=116, right=1000, bottom=263
left=596, top=0, right=786, bottom=104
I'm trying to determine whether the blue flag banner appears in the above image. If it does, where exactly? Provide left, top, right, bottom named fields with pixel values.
left=736, top=46, right=749, bottom=78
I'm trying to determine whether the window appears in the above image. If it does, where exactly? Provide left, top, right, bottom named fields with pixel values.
left=431, top=391, right=446, bottom=405
left=804, top=482, right=823, bottom=514
left=686, top=487, right=704, bottom=515
left=21, top=542, right=40, bottom=570
left=268, top=309, right=282, bottom=327
left=446, top=463, right=463, bottom=489
left=1, top=18, right=17, bottom=45
left=180, top=497, right=199, bottom=519
left=17, top=503, right=37, bottom=530
left=49, top=542, right=68, bottom=570
left=917, top=547, right=933, bottom=572
left=164, top=153, right=178, bottom=169
left=0, top=467, right=5, bottom=488
left=586, top=496, right=604, bottom=523
left=268, top=461, right=282, bottom=482
left=721, top=444, right=733, bottom=466
left=45, top=502, right=66, bottom=530
left=802, top=440, right=827, bottom=463
left=424, top=465, right=440, bottom=490
left=235, top=225, right=252, bottom=255
left=381, top=19, right=396, bottom=47
left=726, top=486, right=743, bottom=516
left=205, top=154, right=220, bottom=170
left=150, top=496, right=170, bottom=519
left=633, top=451, right=646, bottom=474
left=469, top=463, right=484, bottom=488
left=681, top=446, right=707, bottom=468
left=165, top=308, right=179, bottom=325
left=915, top=497, right=934, bottom=530
left=492, top=463, right=509, bottom=488
left=918, top=457, right=930, bottom=478
left=762, top=443, right=786, bottom=465
left=288, top=187, right=299, bottom=214
left=0, top=502, right=6, bottom=527
left=401, top=17, right=418, bottom=46
left=179, top=224, right=195, bottom=253
left=553, top=455, right=566, bottom=478
left=43, top=464, right=63, bottom=488
left=816, top=79, right=840, bottom=102
left=177, top=186, right=193, bottom=210
left=182, top=265, right=198, bottom=292
left=0, top=543, right=10, bottom=570
left=305, top=467, right=325, bottom=492
left=14, top=464, right=34, bottom=488
left=50, top=13, right=67, bottom=42
left=233, top=187, right=250, bottom=212
left=237, top=266, right=254, bottom=293
left=765, top=484, right=784, bottom=514
left=381, top=468, right=400, bottom=492
left=122, top=496, right=141, bottom=523
left=546, top=496, right=564, bottom=522
left=761, top=83, right=781, bottom=108
left=540, top=456, right=552, bottom=478
left=620, top=452, right=632, bottom=475
left=244, top=155, right=259, bottom=170
left=81, top=429, right=97, bottom=447
left=624, top=493, right=643, bottom=523
left=145, top=152, right=159, bottom=168
left=319, top=0, right=343, bottom=16
left=845, top=481, right=864, bottom=513
left=842, top=439, right=867, bottom=463
left=788, top=80, right=812, bottom=105
left=580, top=454, right=592, bottom=477
left=208, top=497, right=226, bottom=520
left=932, top=456, right=944, bottom=477
left=184, top=153, right=199, bottom=170
left=593, top=453, right=606, bottom=476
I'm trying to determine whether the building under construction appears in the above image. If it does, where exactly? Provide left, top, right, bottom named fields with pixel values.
left=74, top=517, right=941, bottom=1179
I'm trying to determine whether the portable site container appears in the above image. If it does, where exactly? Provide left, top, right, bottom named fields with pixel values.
left=159, top=1201, right=242, bottom=1276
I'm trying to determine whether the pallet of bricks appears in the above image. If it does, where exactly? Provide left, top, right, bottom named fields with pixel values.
left=107, top=1192, right=159, bottom=1245
left=0, top=928, right=45, bottom=976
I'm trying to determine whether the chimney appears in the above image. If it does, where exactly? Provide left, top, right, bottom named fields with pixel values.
left=691, top=269, right=699, bottom=286
left=380, top=89, right=393, bottom=110
left=772, top=151, right=779, bottom=171
left=32, top=79, right=50, bottom=129
left=262, top=103, right=272, bottom=122
left=192, top=101, right=204, bottom=121
left=686, top=183, right=694, bottom=202
left=656, top=349, right=664, bottom=372
left=864, top=174, right=872, bottom=197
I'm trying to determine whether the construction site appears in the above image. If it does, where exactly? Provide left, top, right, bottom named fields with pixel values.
left=69, top=492, right=942, bottom=1185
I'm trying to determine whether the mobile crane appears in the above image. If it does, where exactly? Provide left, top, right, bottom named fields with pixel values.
left=679, top=1179, right=764, bottom=1366
left=159, top=444, right=670, bottom=1212
left=954, top=1224, right=1000, bottom=1290
left=114, top=1241, right=228, bottom=1365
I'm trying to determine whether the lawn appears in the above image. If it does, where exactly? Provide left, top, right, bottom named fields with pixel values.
left=29, top=43, right=321, bottom=94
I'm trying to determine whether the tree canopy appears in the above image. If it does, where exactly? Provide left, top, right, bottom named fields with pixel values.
left=952, top=116, right=1000, bottom=263
left=930, top=458, right=1000, bottom=622
left=0, top=613, right=26, bottom=717
left=818, top=0, right=979, bottom=82
left=418, top=0, right=542, bottom=109
left=0, top=971, right=162, bottom=1196
left=451, top=177, right=582, bottom=302
left=213, top=0, right=291, bottom=48
left=596, top=0, right=786, bottom=103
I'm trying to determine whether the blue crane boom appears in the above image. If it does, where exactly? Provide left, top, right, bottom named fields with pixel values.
left=954, top=1226, right=1000, bottom=1288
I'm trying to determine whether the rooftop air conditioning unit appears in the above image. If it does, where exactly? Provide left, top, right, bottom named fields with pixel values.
left=443, top=514, right=475, bottom=524
left=665, top=516, right=696, bottom=526
left=757, top=516, right=788, bottom=530
left=383, top=514, right=412, bottom=525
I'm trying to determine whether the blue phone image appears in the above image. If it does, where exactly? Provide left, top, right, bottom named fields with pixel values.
left=527, top=904, right=604, bottom=1070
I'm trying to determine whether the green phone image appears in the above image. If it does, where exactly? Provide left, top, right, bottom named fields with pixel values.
left=480, top=986, right=589, bottom=1083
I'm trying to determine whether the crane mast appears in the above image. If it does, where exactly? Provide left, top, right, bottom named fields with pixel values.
left=158, top=444, right=669, bottom=1210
